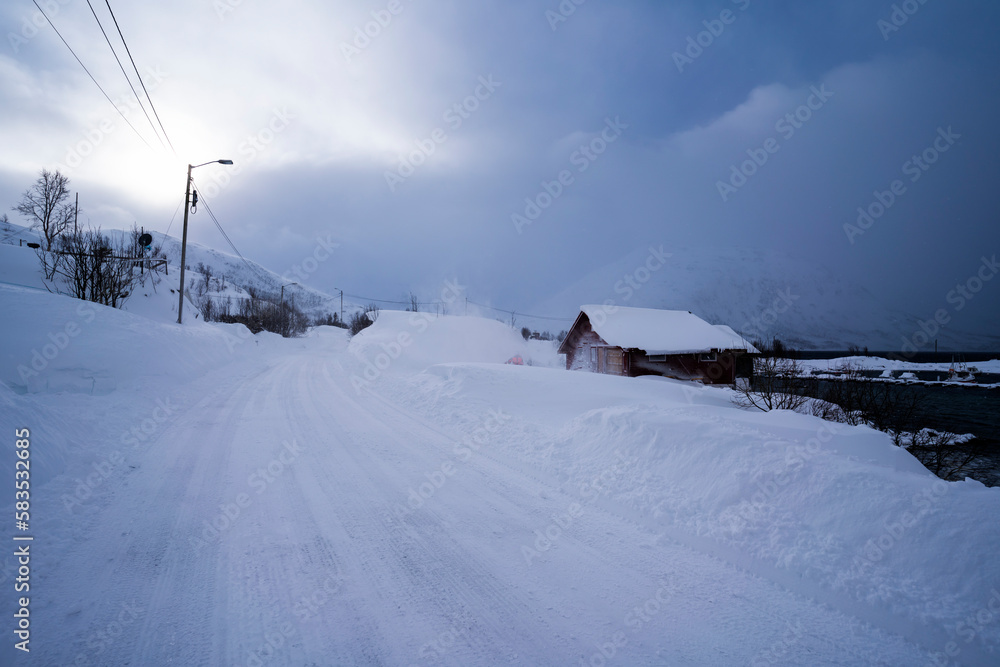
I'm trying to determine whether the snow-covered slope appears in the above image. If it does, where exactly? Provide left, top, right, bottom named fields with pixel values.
left=0, top=221, right=350, bottom=323
left=534, top=245, right=1000, bottom=351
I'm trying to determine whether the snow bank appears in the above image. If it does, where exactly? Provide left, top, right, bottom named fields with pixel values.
left=0, top=283, right=270, bottom=487
left=345, top=310, right=561, bottom=385
left=362, top=314, right=1000, bottom=653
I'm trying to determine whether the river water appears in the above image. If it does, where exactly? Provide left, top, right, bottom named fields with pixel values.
left=795, top=372, right=1000, bottom=486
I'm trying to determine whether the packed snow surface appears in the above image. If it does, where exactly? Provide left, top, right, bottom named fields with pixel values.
left=1, top=281, right=999, bottom=665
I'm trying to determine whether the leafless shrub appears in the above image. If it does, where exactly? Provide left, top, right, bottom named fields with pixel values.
left=904, top=431, right=992, bottom=483
left=732, top=356, right=809, bottom=412
left=37, top=225, right=154, bottom=308
left=349, top=303, right=380, bottom=336
left=213, top=295, right=307, bottom=337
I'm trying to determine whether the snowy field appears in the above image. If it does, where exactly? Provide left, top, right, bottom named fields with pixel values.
left=1, top=252, right=1000, bottom=664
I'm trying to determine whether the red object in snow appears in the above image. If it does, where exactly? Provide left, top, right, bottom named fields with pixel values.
left=505, top=355, right=524, bottom=365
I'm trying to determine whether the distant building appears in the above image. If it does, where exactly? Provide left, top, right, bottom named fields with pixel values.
left=556, top=305, right=758, bottom=384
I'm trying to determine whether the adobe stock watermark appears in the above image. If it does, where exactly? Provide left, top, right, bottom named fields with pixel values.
left=739, top=287, right=800, bottom=341
left=283, top=234, right=340, bottom=283
left=242, top=623, right=295, bottom=667
left=511, top=116, right=628, bottom=234
left=673, top=0, right=752, bottom=73
left=61, top=396, right=180, bottom=513
left=749, top=621, right=805, bottom=667
left=54, top=66, right=169, bottom=172
left=293, top=575, right=345, bottom=623
left=350, top=279, right=466, bottom=393
left=846, top=478, right=947, bottom=580
left=613, top=246, right=673, bottom=301
left=521, top=451, right=632, bottom=566
left=15, top=301, right=97, bottom=389
left=878, top=0, right=933, bottom=41
left=384, top=75, right=502, bottom=192
left=567, top=245, right=672, bottom=348
left=577, top=245, right=671, bottom=341
left=922, top=587, right=1000, bottom=667
left=392, top=407, right=511, bottom=520
left=198, top=108, right=295, bottom=200
left=843, top=126, right=960, bottom=245
left=411, top=624, right=470, bottom=664
left=241, top=576, right=344, bottom=667
left=581, top=577, right=678, bottom=667
left=894, top=253, right=996, bottom=358
left=189, top=439, right=304, bottom=552
left=545, top=0, right=588, bottom=31
left=7, top=0, right=72, bottom=54
left=71, top=600, right=145, bottom=665
left=716, top=84, right=834, bottom=202
left=727, top=422, right=842, bottom=532
left=213, top=0, right=247, bottom=20
left=340, top=0, right=413, bottom=63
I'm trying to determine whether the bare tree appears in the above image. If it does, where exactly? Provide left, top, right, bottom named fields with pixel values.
left=41, top=226, right=146, bottom=308
left=14, top=169, right=75, bottom=250
left=732, top=356, right=809, bottom=412
left=906, top=431, right=993, bottom=483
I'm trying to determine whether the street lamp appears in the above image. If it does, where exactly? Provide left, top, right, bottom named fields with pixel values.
left=177, top=159, right=234, bottom=324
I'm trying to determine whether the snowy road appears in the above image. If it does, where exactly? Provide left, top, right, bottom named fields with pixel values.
left=20, top=336, right=964, bottom=667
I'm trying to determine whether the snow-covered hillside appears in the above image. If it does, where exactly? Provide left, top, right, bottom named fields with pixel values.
left=0, top=221, right=351, bottom=324
left=534, top=245, right=1000, bottom=351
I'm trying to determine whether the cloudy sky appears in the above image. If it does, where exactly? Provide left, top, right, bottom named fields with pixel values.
left=2, top=0, right=998, bottom=335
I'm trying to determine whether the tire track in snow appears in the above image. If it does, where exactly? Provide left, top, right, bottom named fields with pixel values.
left=296, top=357, right=556, bottom=663
left=32, top=361, right=280, bottom=665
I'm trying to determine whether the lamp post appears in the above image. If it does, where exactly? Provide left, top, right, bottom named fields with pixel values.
left=177, top=159, right=234, bottom=324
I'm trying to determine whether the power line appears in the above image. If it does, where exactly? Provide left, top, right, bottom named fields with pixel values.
left=335, top=292, right=572, bottom=323
left=31, top=0, right=153, bottom=151
left=103, top=0, right=177, bottom=155
left=163, top=200, right=182, bottom=239
left=340, top=292, right=436, bottom=306
left=83, top=0, right=164, bottom=150
left=191, top=179, right=269, bottom=283
left=466, top=298, right=573, bottom=322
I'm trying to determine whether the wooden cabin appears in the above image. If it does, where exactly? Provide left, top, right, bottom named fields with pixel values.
left=557, top=305, right=758, bottom=384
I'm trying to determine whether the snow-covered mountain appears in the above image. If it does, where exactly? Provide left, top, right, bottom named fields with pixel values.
left=535, top=245, right=1000, bottom=351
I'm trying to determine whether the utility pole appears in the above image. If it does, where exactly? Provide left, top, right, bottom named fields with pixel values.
left=340, top=289, right=344, bottom=323
left=280, top=282, right=297, bottom=309
left=177, top=160, right=233, bottom=324
left=177, top=164, right=193, bottom=324
left=74, top=192, right=79, bottom=234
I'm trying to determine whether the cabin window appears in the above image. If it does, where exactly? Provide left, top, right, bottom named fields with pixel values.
left=590, top=347, right=597, bottom=363
left=699, top=352, right=717, bottom=362
left=647, top=354, right=667, bottom=362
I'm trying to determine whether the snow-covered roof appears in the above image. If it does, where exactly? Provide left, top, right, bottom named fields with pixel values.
left=578, top=305, right=758, bottom=355
left=713, top=324, right=760, bottom=354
